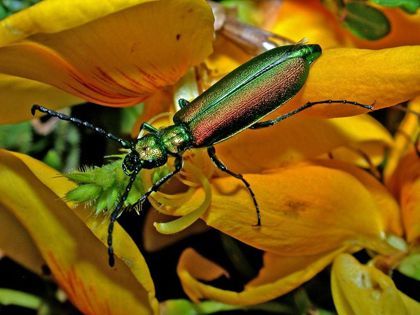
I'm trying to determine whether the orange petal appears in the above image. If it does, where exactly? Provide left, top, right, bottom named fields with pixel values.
left=384, top=97, right=420, bottom=185
left=331, top=254, right=420, bottom=315
left=0, top=74, right=82, bottom=124
left=178, top=162, right=398, bottom=256
left=0, top=0, right=214, bottom=108
left=216, top=114, right=392, bottom=173
left=388, top=152, right=420, bottom=244
left=177, top=247, right=347, bottom=305
left=268, top=0, right=345, bottom=48
left=0, top=149, right=158, bottom=314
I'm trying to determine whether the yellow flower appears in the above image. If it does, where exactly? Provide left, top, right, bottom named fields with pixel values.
left=174, top=98, right=420, bottom=313
left=0, top=149, right=158, bottom=314
left=0, top=0, right=214, bottom=123
left=1, top=1, right=420, bottom=314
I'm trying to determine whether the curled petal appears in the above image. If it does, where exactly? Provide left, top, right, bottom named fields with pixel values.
left=0, top=0, right=214, bottom=112
left=177, top=247, right=347, bottom=305
left=178, top=162, right=398, bottom=256
left=153, top=162, right=212, bottom=234
left=331, top=254, right=420, bottom=315
left=0, top=150, right=158, bottom=315
left=216, top=114, right=392, bottom=173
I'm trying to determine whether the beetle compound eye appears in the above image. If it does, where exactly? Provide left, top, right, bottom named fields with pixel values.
left=122, top=151, right=140, bottom=175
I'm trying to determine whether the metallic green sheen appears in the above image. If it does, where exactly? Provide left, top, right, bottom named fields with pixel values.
left=173, top=44, right=322, bottom=147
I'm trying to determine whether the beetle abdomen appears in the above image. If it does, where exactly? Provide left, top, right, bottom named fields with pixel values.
left=179, top=57, right=309, bottom=147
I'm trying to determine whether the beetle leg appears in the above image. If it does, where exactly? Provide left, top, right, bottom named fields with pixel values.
left=207, top=146, right=261, bottom=226
left=31, top=104, right=132, bottom=148
left=250, top=99, right=374, bottom=129
left=138, top=155, right=184, bottom=209
left=178, top=98, right=190, bottom=109
left=107, top=167, right=140, bottom=267
left=139, top=122, right=158, bottom=134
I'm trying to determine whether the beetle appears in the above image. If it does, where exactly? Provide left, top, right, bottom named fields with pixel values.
left=32, top=44, right=373, bottom=266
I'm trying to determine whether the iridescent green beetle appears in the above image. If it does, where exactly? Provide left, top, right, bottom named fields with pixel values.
left=32, top=44, right=372, bottom=266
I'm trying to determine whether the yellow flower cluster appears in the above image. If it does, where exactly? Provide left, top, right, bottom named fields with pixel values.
left=0, top=1, right=419, bottom=314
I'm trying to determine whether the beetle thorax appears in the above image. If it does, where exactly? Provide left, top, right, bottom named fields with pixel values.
left=160, top=124, right=192, bottom=154
left=134, top=134, right=167, bottom=169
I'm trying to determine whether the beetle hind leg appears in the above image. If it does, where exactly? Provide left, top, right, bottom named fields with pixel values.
left=250, top=99, right=373, bottom=129
left=207, top=146, right=261, bottom=226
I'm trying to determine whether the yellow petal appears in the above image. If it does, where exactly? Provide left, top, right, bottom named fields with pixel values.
left=0, top=74, right=82, bottom=124
left=268, top=0, right=345, bottom=48
left=288, top=46, right=420, bottom=118
left=177, top=247, right=347, bottom=305
left=0, top=149, right=158, bottom=315
left=0, top=204, right=45, bottom=275
left=388, top=152, right=420, bottom=244
left=331, top=254, right=420, bottom=315
left=0, top=0, right=214, bottom=107
left=178, top=162, right=397, bottom=256
left=216, top=114, right=392, bottom=173
left=384, top=97, right=420, bottom=185
left=0, top=0, right=156, bottom=43
left=314, top=159, right=402, bottom=237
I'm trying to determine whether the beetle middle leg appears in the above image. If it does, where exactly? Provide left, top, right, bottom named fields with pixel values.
left=250, top=99, right=373, bottom=129
left=207, top=146, right=261, bottom=226
left=137, top=155, right=184, bottom=210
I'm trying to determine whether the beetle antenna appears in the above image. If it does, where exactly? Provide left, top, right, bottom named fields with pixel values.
left=31, top=104, right=132, bottom=149
left=107, top=167, right=140, bottom=267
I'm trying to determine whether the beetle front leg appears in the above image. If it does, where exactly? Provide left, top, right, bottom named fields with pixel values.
left=207, top=146, right=261, bottom=226
left=139, top=122, right=158, bottom=134
left=108, top=167, right=140, bottom=267
left=250, top=99, right=373, bottom=129
left=138, top=156, right=184, bottom=209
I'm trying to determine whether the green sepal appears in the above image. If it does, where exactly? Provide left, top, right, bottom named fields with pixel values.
left=371, top=0, right=420, bottom=14
left=398, top=253, right=420, bottom=281
left=66, top=183, right=102, bottom=203
left=65, top=158, right=149, bottom=214
left=343, top=2, right=391, bottom=40
left=95, top=188, right=114, bottom=214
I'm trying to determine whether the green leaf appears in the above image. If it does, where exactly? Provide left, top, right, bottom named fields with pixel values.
left=371, top=0, right=420, bottom=14
left=0, top=288, right=41, bottom=309
left=161, top=299, right=239, bottom=315
left=43, top=149, right=62, bottom=170
left=398, top=253, right=420, bottom=281
left=343, top=2, right=391, bottom=40
left=120, top=104, right=143, bottom=134
left=0, top=122, right=32, bottom=153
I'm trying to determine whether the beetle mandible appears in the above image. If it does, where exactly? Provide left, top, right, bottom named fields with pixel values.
left=31, top=44, right=373, bottom=266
